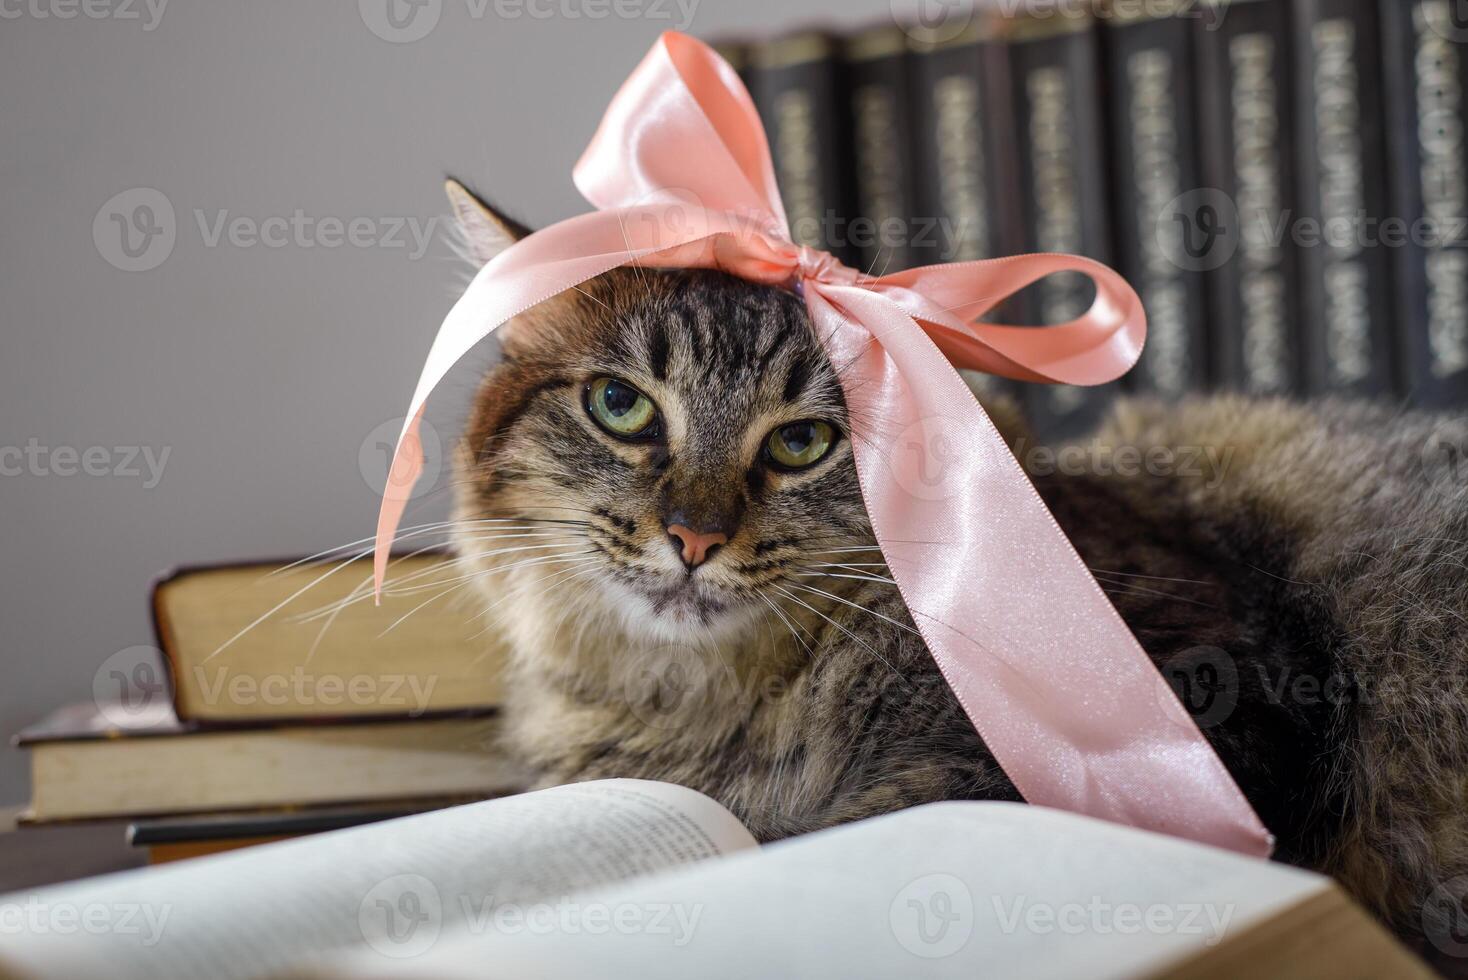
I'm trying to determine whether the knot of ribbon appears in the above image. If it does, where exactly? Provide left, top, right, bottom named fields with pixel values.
left=372, top=31, right=1271, bottom=856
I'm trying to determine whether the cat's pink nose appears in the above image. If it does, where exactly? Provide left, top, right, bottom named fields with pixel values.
left=666, top=524, right=728, bottom=569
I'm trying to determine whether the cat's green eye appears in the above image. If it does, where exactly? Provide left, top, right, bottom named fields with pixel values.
left=586, top=377, right=659, bottom=439
left=766, top=420, right=836, bottom=470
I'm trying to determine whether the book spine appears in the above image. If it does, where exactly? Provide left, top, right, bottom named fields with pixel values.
left=749, top=32, right=859, bottom=268
left=1103, top=5, right=1210, bottom=397
left=907, top=23, right=1024, bottom=269
left=1194, top=0, right=1302, bottom=396
left=844, top=26, right=920, bottom=276
left=1378, top=0, right=1468, bottom=406
left=1007, top=14, right=1118, bottom=434
left=906, top=19, right=1028, bottom=404
left=1291, top=0, right=1397, bottom=397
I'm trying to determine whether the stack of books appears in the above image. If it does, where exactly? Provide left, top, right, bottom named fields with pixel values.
left=714, top=0, right=1468, bottom=434
left=12, top=554, right=528, bottom=861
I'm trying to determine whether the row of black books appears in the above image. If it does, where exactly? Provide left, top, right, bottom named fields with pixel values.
left=712, top=0, right=1468, bottom=434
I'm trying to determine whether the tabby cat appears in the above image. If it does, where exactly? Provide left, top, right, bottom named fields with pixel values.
left=438, top=180, right=1468, bottom=959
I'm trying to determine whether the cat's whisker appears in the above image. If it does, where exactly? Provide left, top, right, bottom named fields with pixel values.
left=383, top=544, right=595, bottom=597
left=793, top=571, right=898, bottom=586
left=206, top=545, right=384, bottom=661
left=1090, top=573, right=1218, bottom=609
left=1087, top=567, right=1213, bottom=587
left=769, top=585, right=900, bottom=675
left=465, top=562, right=605, bottom=652
left=784, top=583, right=920, bottom=636
left=755, top=591, right=816, bottom=660
left=385, top=553, right=602, bottom=637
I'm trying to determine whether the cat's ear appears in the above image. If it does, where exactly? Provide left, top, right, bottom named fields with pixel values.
left=444, top=178, right=531, bottom=267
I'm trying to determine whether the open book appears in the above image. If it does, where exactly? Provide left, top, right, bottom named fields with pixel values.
left=0, top=780, right=1429, bottom=979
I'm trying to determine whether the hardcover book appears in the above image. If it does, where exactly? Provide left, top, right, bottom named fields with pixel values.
left=843, top=23, right=920, bottom=276
left=1378, top=0, right=1468, bottom=406
left=1003, top=10, right=1119, bottom=434
left=1102, top=0, right=1210, bottom=397
left=749, top=30, right=858, bottom=267
left=152, top=554, right=507, bottom=723
left=1291, top=0, right=1397, bottom=396
left=13, top=702, right=526, bottom=822
left=1195, top=0, right=1303, bottom=395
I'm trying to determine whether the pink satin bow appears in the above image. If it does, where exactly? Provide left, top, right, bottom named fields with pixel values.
left=374, top=31, right=1271, bottom=856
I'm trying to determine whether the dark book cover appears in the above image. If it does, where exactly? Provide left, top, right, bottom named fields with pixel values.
left=906, top=16, right=1024, bottom=269
left=1103, top=1, right=1210, bottom=398
left=749, top=30, right=859, bottom=268
left=1194, top=0, right=1302, bottom=396
left=1378, top=0, right=1468, bottom=406
left=844, top=24, right=920, bottom=276
left=1291, top=0, right=1396, bottom=396
left=906, top=14, right=1027, bottom=405
left=1005, top=11, right=1119, bottom=435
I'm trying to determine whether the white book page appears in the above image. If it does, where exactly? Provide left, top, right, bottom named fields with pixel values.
left=321, top=801, right=1329, bottom=980
left=0, top=780, right=753, bottom=980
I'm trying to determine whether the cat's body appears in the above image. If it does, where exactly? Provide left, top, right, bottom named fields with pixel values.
left=440, top=182, right=1468, bottom=955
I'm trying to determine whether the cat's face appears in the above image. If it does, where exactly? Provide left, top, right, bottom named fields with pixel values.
left=454, top=266, right=871, bottom=645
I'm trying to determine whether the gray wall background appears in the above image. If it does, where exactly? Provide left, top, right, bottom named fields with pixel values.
left=0, top=0, right=900, bottom=805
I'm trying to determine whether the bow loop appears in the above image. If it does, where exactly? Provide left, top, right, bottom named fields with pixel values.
left=574, top=32, right=787, bottom=237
